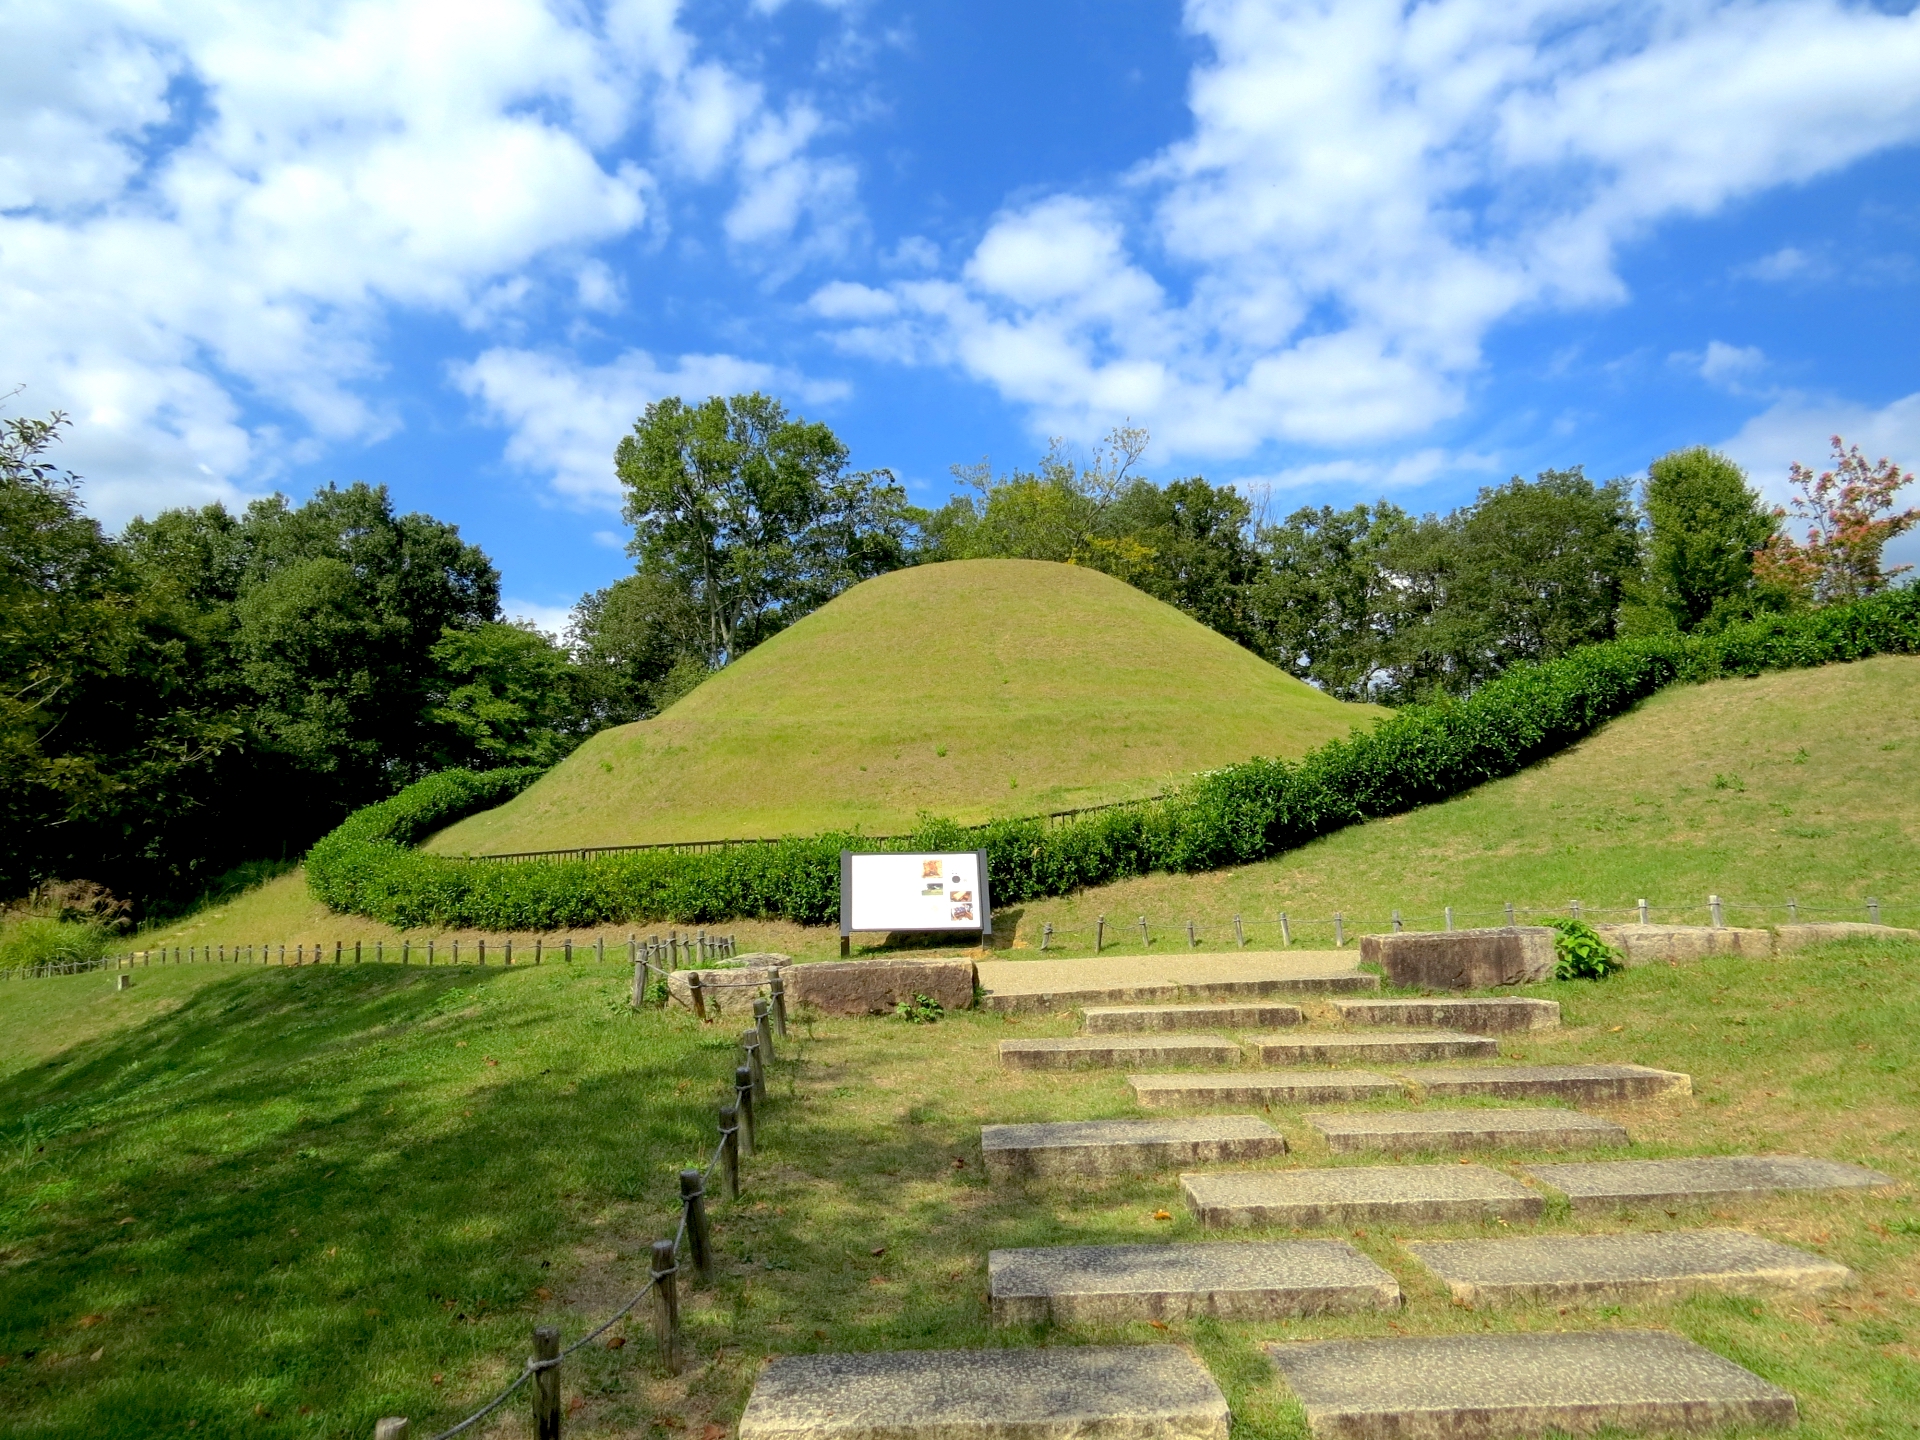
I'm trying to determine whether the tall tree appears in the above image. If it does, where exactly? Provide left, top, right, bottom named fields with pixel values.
left=1246, top=502, right=1415, bottom=700
left=616, top=393, right=915, bottom=668
left=1641, top=446, right=1777, bottom=631
left=1753, top=436, right=1919, bottom=604
left=566, top=572, right=708, bottom=726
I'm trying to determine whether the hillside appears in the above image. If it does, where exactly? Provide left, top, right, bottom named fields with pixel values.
left=429, top=559, right=1389, bottom=853
left=134, top=653, right=1917, bottom=956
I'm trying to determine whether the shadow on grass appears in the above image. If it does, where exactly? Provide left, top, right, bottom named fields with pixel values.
left=0, top=964, right=738, bottom=1439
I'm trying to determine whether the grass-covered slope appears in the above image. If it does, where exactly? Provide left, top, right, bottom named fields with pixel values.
left=430, top=560, right=1387, bottom=853
left=1023, top=652, right=1920, bottom=948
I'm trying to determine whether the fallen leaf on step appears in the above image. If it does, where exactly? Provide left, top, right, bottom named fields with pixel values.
left=1607, top=1025, right=1624, bottom=1033
left=535, top=1287, right=552, bottom=1302
left=704, top=1425, right=727, bottom=1440
left=1148, top=1321, right=1168, bottom=1331
left=431, top=1374, right=444, bottom=1386
left=606, top=1336, right=626, bottom=1350
left=1152, top=1210, right=1172, bottom=1221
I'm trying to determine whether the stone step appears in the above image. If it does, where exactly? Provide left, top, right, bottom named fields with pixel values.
left=1182, top=1163, right=1543, bottom=1229
left=1527, top=1154, right=1898, bottom=1212
left=1406, top=1229, right=1854, bottom=1307
left=1253, top=1031, right=1498, bottom=1067
left=976, top=953, right=1378, bottom=1014
left=738, top=1345, right=1230, bottom=1440
left=1306, top=1108, right=1628, bottom=1155
left=1330, top=997, right=1560, bottom=1033
left=988, top=1240, right=1401, bottom=1325
left=1130, top=1072, right=1405, bottom=1109
left=982, top=1116, right=1287, bottom=1181
left=1083, top=1001, right=1303, bottom=1033
left=1408, top=1063, right=1692, bottom=1102
left=999, top=1036, right=1240, bottom=1071
left=1267, top=1330, right=1797, bottom=1439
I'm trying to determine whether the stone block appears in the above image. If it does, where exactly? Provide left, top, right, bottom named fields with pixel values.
left=988, top=1240, right=1400, bottom=1325
left=668, top=960, right=788, bottom=1015
left=1594, top=925, right=1772, bottom=966
left=785, top=958, right=976, bottom=1017
left=982, top=1116, right=1286, bottom=1182
left=1410, top=1064, right=1691, bottom=1103
left=1405, top=1229, right=1854, bottom=1307
left=1182, top=1164, right=1543, bottom=1229
left=976, top=954, right=1378, bottom=1014
left=738, top=1345, right=1230, bottom=1440
left=1358, top=927, right=1555, bottom=991
left=1084, top=1002, right=1302, bottom=1033
left=1000, top=1036, right=1239, bottom=1071
left=1129, top=1073, right=1405, bottom=1109
left=1253, top=1031, right=1498, bottom=1067
left=1527, top=1154, right=1898, bottom=1212
left=1266, top=1330, right=1797, bottom=1440
left=1773, top=922, right=1920, bottom=951
left=1330, top=998, right=1560, bottom=1033
left=1305, top=1108, right=1628, bottom=1155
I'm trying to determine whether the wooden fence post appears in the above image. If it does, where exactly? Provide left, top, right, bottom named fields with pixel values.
left=632, top=960, right=646, bottom=1010
left=1505, top=902, right=1515, bottom=926
left=650, top=1240, right=681, bottom=1373
left=688, top=972, right=706, bottom=1020
left=1444, top=906, right=1454, bottom=932
left=1185, top=920, right=1196, bottom=948
left=1334, top=914, right=1344, bottom=947
left=734, top=1065, right=756, bottom=1157
left=741, top=1032, right=765, bottom=1103
left=1279, top=913, right=1290, bottom=946
left=768, top=973, right=787, bottom=1039
left=1391, top=910, right=1402, bottom=932
left=719, top=1103, right=741, bottom=1198
left=1138, top=916, right=1150, bottom=947
left=1095, top=915, right=1104, bottom=952
left=1234, top=915, right=1245, bottom=947
left=681, top=1169, right=711, bottom=1280
left=1869, top=897, right=1881, bottom=925
left=533, top=1324, right=560, bottom=1440
left=753, top=998, right=775, bottom=1063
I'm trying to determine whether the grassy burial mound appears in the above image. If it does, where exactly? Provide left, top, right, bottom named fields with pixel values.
left=431, top=560, right=1387, bottom=853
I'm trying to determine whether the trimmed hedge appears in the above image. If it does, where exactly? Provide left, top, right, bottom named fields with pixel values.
left=308, top=589, right=1920, bottom=931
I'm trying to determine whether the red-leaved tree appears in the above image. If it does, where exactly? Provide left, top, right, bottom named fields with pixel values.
left=1752, top=436, right=1920, bottom=604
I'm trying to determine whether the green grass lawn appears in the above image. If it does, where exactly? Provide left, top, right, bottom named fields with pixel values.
left=3, top=937, right=1918, bottom=1439
left=130, top=654, right=1919, bottom=964
left=428, top=559, right=1387, bottom=853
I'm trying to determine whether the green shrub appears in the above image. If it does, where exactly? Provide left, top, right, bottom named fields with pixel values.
left=0, top=916, right=112, bottom=971
left=307, top=588, right=1920, bottom=930
left=895, top=992, right=944, bottom=1024
left=1545, top=919, right=1625, bottom=980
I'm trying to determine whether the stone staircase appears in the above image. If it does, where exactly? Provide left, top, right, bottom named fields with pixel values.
left=739, top=959, right=1895, bottom=1440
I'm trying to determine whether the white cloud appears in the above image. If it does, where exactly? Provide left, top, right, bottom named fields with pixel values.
left=502, top=598, right=580, bottom=638
left=2, top=0, right=865, bottom=526
left=1238, top=447, right=1503, bottom=502
left=1736, top=246, right=1826, bottom=283
left=1671, top=339, right=1767, bottom=389
left=453, top=346, right=850, bottom=507
left=816, top=0, right=1920, bottom=463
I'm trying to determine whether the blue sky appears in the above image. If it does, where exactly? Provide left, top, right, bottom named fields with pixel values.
left=7, top=0, right=1920, bottom=629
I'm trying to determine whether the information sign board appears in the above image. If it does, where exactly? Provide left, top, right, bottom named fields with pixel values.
left=840, top=850, right=992, bottom=938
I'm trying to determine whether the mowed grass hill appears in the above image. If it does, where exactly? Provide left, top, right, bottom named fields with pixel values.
left=430, top=559, right=1390, bottom=854
left=132, top=653, right=1918, bottom=959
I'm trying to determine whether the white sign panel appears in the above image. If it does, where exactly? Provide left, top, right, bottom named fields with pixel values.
left=843, top=851, right=990, bottom=934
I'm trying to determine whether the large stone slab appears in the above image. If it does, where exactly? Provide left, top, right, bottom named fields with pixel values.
left=1266, top=1330, right=1797, bottom=1440
left=1406, top=1229, right=1853, bottom=1307
left=1253, top=1031, right=1498, bottom=1066
left=1130, top=1073, right=1405, bottom=1109
left=1594, top=924, right=1772, bottom=966
left=1084, top=1002, right=1302, bottom=1033
left=1774, top=921, right=1920, bottom=951
left=1358, top=928, right=1555, bottom=991
left=982, top=1116, right=1286, bottom=1182
left=1000, top=1036, right=1239, bottom=1071
left=1330, top=997, right=1560, bottom=1033
left=738, top=1345, right=1230, bottom=1440
left=668, top=959, right=788, bottom=1015
left=785, top=958, right=976, bottom=1016
left=1306, top=1108, right=1628, bottom=1155
left=976, top=953, right=1377, bottom=1013
left=1182, top=1164, right=1543, bottom=1229
left=1409, top=1064, right=1692, bottom=1103
left=988, top=1241, right=1400, bottom=1325
left=1528, top=1154, right=1898, bottom=1212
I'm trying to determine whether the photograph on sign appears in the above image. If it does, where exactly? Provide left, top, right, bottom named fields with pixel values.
left=842, top=851, right=992, bottom=935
